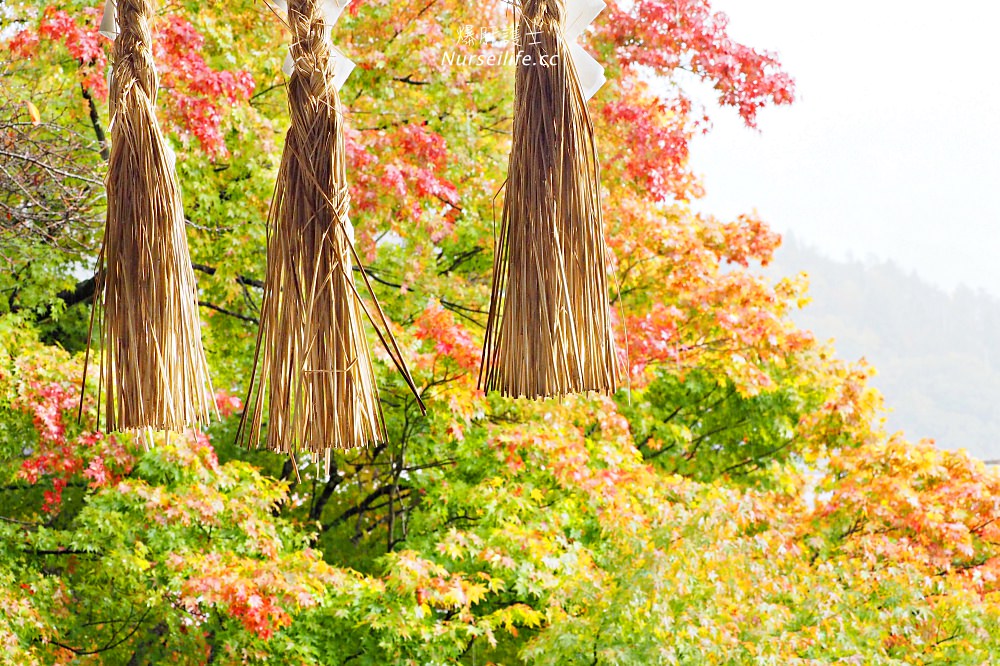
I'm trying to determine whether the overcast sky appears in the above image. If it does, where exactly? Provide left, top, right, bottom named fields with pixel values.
left=687, top=0, right=1000, bottom=297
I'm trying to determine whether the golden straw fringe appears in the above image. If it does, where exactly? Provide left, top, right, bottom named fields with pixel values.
left=238, top=0, right=423, bottom=460
left=83, top=0, right=214, bottom=432
left=480, top=0, right=620, bottom=399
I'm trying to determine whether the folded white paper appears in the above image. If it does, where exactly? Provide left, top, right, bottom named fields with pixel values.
left=564, top=0, right=605, bottom=41
left=563, top=0, right=606, bottom=100
left=567, top=42, right=606, bottom=101
left=99, top=0, right=117, bottom=39
left=164, top=142, right=177, bottom=172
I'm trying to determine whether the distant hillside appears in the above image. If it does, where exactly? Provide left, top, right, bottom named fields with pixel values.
left=768, top=237, right=1000, bottom=461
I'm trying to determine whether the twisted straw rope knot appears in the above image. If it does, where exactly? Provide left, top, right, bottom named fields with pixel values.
left=521, top=0, right=565, bottom=31
left=291, top=54, right=337, bottom=102
left=112, top=0, right=158, bottom=101
left=287, top=0, right=336, bottom=86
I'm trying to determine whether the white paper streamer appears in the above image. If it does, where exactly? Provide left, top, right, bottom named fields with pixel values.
left=567, top=42, right=605, bottom=101
left=163, top=142, right=177, bottom=172
left=276, top=0, right=355, bottom=90
left=563, top=0, right=606, bottom=100
left=99, top=0, right=118, bottom=39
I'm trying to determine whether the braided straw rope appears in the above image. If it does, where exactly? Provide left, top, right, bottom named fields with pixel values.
left=238, top=0, right=422, bottom=463
left=84, top=0, right=214, bottom=431
left=480, top=0, right=620, bottom=399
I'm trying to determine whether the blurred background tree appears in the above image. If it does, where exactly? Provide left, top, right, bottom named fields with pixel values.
left=2, top=1, right=1000, bottom=664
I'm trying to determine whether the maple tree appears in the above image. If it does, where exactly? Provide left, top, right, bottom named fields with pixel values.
left=2, top=0, right=1000, bottom=664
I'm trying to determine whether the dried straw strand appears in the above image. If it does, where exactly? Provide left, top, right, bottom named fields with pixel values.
left=238, top=0, right=422, bottom=457
left=83, top=0, right=214, bottom=432
left=480, top=0, right=620, bottom=399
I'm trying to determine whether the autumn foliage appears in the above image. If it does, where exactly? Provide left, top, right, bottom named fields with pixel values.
left=2, top=0, right=1000, bottom=664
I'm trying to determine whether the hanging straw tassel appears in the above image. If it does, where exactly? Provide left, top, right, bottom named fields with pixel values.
left=84, top=0, right=214, bottom=432
left=238, top=0, right=423, bottom=461
left=480, top=0, right=620, bottom=399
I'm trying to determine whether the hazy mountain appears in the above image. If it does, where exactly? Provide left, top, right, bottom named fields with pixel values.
left=768, top=236, right=1000, bottom=462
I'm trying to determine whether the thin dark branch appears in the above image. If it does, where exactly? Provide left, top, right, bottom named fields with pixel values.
left=191, top=263, right=265, bottom=290
left=0, top=148, right=103, bottom=186
left=57, top=276, right=97, bottom=309
left=47, top=606, right=151, bottom=656
left=363, top=268, right=487, bottom=327
left=437, top=247, right=483, bottom=276
left=386, top=0, right=439, bottom=46
left=0, top=515, right=41, bottom=527
left=683, top=419, right=750, bottom=461
left=722, top=436, right=800, bottom=475
left=81, top=84, right=110, bottom=161
left=393, top=74, right=430, bottom=86
left=249, top=81, right=287, bottom=103
left=198, top=301, right=259, bottom=325
left=323, top=484, right=410, bottom=531
left=309, top=470, right=343, bottom=522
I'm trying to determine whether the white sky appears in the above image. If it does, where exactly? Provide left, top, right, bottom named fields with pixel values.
left=687, top=0, right=1000, bottom=297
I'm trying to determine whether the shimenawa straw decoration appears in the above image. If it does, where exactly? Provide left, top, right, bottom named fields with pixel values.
left=480, top=0, right=620, bottom=399
left=82, top=0, right=215, bottom=432
left=238, top=0, right=423, bottom=463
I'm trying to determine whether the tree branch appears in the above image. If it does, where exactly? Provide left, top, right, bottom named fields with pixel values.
left=198, top=300, right=259, bottom=324
left=323, top=484, right=410, bottom=531
left=81, top=85, right=110, bottom=161
left=0, top=148, right=103, bottom=186
left=309, top=469, right=343, bottom=522
left=191, top=263, right=265, bottom=290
